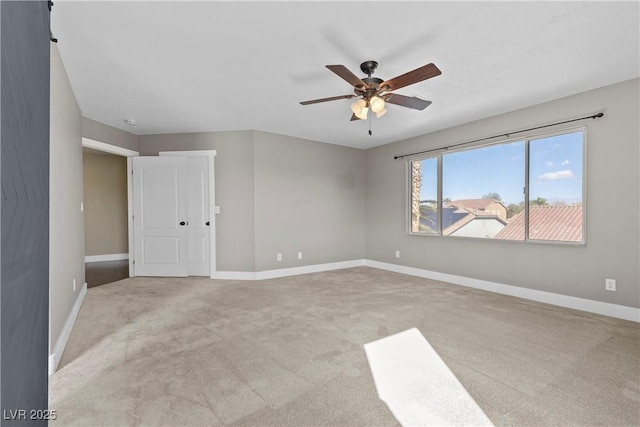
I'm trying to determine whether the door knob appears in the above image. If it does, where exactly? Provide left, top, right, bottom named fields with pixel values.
left=179, top=221, right=186, bottom=226
left=205, top=221, right=210, bottom=226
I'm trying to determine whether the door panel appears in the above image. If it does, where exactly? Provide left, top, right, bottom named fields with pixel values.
left=133, top=157, right=188, bottom=276
left=186, top=157, right=210, bottom=276
left=142, top=236, right=181, bottom=264
left=188, top=236, right=207, bottom=263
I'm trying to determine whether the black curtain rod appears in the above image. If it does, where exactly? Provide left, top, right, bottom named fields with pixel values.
left=393, top=112, right=604, bottom=160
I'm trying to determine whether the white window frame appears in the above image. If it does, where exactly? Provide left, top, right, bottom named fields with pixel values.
left=407, top=126, right=587, bottom=245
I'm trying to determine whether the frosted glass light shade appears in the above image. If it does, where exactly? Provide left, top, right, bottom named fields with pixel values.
left=351, top=98, right=367, bottom=115
left=356, top=107, right=369, bottom=120
left=370, top=96, right=385, bottom=113
left=375, top=108, right=388, bottom=118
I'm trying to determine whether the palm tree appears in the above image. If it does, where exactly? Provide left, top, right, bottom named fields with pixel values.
left=411, top=161, right=421, bottom=232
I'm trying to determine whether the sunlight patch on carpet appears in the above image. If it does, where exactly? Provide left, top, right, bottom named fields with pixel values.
left=364, top=328, right=493, bottom=426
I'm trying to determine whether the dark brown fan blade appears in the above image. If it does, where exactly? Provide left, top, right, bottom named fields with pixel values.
left=382, top=63, right=441, bottom=92
left=385, top=93, right=432, bottom=110
left=350, top=113, right=360, bottom=121
left=300, top=94, right=356, bottom=105
left=326, top=65, right=366, bottom=88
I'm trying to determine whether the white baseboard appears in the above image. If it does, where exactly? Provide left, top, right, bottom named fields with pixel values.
left=85, top=253, right=129, bottom=263
left=205, top=259, right=639, bottom=322
left=212, top=259, right=367, bottom=281
left=49, top=282, right=87, bottom=375
left=256, top=259, right=366, bottom=280
left=365, top=260, right=640, bottom=323
left=211, top=271, right=257, bottom=280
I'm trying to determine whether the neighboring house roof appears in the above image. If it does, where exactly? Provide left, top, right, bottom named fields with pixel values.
left=443, top=212, right=507, bottom=235
left=442, top=212, right=474, bottom=235
left=494, top=205, right=582, bottom=241
left=442, top=206, right=473, bottom=230
left=421, top=202, right=507, bottom=236
left=448, top=198, right=504, bottom=211
left=421, top=206, right=469, bottom=231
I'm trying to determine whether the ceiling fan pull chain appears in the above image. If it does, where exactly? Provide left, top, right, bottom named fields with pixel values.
left=368, top=114, right=373, bottom=136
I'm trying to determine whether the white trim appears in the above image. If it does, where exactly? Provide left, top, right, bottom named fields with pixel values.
left=127, top=157, right=135, bottom=277
left=49, top=282, right=88, bottom=375
left=211, top=271, right=257, bottom=280
left=82, top=252, right=640, bottom=323
left=365, top=260, right=640, bottom=323
left=257, top=259, right=366, bottom=280
left=82, top=137, right=139, bottom=157
left=81, top=137, right=139, bottom=277
left=211, top=259, right=367, bottom=281
left=85, top=253, right=129, bottom=263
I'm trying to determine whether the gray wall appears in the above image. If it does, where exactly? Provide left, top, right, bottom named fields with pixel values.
left=49, top=44, right=84, bottom=355
left=139, top=131, right=256, bottom=271
left=83, top=152, right=128, bottom=256
left=253, top=131, right=365, bottom=270
left=1, top=1, right=50, bottom=423
left=365, top=78, right=639, bottom=308
left=139, top=130, right=366, bottom=272
left=82, top=117, right=139, bottom=152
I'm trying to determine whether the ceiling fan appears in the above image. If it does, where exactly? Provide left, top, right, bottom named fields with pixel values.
left=300, top=60, right=441, bottom=122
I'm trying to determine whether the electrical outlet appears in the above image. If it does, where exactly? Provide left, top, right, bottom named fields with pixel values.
left=73, top=278, right=76, bottom=292
left=395, top=250, right=400, bottom=258
left=605, top=278, right=616, bottom=292
left=276, top=253, right=282, bottom=262
left=298, top=252, right=303, bottom=260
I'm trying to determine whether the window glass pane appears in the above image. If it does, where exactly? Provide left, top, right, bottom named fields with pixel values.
left=410, top=158, right=438, bottom=234
left=528, top=131, right=583, bottom=242
left=442, top=141, right=525, bottom=239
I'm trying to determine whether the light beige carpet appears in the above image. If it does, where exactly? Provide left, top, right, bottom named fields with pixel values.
left=49, top=267, right=639, bottom=426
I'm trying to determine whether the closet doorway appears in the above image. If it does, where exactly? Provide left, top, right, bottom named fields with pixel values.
left=131, top=150, right=217, bottom=278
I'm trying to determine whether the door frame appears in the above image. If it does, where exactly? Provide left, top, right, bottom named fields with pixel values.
left=81, top=138, right=139, bottom=277
left=159, top=150, right=217, bottom=278
left=81, top=141, right=218, bottom=279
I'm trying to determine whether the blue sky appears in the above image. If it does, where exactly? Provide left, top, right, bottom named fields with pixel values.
left=418, top=131, right=583, bottom=205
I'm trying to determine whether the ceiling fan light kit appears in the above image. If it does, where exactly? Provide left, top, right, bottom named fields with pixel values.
left=369, top=95, right=385, bottom=113
left=351, top=98, right=369, bottom=120
left=300, top=60, right=441, bottom=129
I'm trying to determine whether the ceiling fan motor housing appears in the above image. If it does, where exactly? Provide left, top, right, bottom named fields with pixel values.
left=356, top=61, right=384, bottom=99
left=356, top=77, right=384, bottom=99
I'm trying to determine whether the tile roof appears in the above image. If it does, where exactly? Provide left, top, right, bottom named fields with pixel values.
left=494, top=205, right=583, bottom=242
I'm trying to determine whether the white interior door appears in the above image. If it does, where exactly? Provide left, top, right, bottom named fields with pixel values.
left=160, top=150, right=216, bottom=278
left=132, top=156, right=188, bottom=277
left=186, top=157, right=210, bottom=276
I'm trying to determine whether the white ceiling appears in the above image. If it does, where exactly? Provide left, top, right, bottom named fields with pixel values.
left=52, top=1, right=639, bottom=149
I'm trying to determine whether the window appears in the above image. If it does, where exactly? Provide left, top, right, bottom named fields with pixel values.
left=528, top=132, right=584, bottom=242
left=409, top=129, right=584, bottom=243
left=442, top=140, right=524, bottom=238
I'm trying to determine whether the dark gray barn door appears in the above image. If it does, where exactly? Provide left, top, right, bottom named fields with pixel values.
left=1, top=1, right=51, bottom=425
